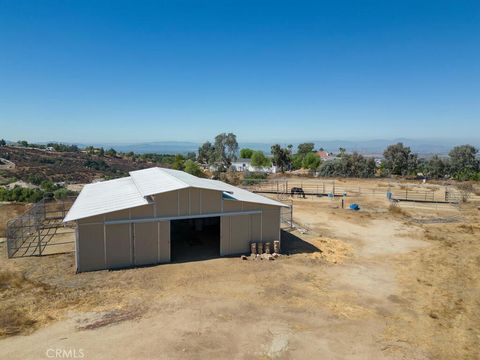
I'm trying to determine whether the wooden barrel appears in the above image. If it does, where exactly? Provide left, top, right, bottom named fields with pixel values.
left=257, top=243, right=264, bottom=255
left=264, top=242, right=271, bottom=254
left=250, top=242, right=257, bottom=255
left=273, top=240, right=280, bottom=254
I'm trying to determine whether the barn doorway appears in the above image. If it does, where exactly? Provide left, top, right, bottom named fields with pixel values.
left=170, top=216, right=220, bottom=262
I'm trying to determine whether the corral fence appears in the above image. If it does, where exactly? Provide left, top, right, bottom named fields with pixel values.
left=241, top=179, right=461, bottom=204
left=280, top=199, right=293, bottom=229
left=5, top=197, right=76, bottom=258
left=389, top=188, right=461, bottom=203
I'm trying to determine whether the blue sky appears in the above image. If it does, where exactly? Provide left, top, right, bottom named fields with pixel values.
left=0, top=0, right=479, bottom=144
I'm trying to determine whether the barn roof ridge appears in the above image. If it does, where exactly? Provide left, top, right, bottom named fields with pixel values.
left=64, top=167, right=287, bottom=222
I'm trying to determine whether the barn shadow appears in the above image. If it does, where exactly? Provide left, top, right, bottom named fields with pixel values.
left=280, top=230, right=320, bottom=255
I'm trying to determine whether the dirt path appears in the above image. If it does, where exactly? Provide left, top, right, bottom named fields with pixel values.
left=0, top=195, right=478, bottom=359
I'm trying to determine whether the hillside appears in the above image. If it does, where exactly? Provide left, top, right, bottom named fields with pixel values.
left=0, top=146, right=163, bottom=184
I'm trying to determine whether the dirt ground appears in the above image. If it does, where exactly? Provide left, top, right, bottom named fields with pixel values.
left=0, top=178, right=479, bottom=359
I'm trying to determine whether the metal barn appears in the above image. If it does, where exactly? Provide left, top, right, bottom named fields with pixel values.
left=64, top=167, right=287, bottom=272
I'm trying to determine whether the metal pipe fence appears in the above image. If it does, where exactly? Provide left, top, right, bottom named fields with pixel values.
left=5, top=196, right=76, bottom=258
left=241, top=179, right=461, bottom=204
left=280, top=200, right=293, bottom=229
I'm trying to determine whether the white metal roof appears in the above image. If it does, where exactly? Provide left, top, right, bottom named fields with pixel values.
left=130, top=167, right=235, bottom=196
left=64, top=167, right=287, bottom=222
left=63, top=177, right=149, bottom=222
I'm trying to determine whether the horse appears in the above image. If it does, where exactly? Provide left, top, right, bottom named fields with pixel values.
left=290, top=187, right=306, bottom=198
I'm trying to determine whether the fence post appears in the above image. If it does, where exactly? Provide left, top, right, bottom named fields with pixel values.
left=290, top=204, right=293, bottom=229
left=37, top=227, right=42, bottom=256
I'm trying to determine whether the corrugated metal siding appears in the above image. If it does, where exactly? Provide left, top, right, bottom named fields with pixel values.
left=229, top=215, right=251, bottom=254
left=134, top=222, right=158, bottom=266
left=77, top=223, right=105, bottom=272
left=155, top=192, right=178, bottom=217
left=105, top=224, right=131, bottom=269
left=158, top=221, right=170, bottom=263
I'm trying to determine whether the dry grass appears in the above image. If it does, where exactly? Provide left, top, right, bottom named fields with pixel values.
left=0, top=270, right=47, bottom=336
left=0, top=203, right=30, bottom=233
left=0, top=268, right=122, bottom=337
left=308, top=236, right=352, bottom=264
left=388, top=204, right=407, bottom=216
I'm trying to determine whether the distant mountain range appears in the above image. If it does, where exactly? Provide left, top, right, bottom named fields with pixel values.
left=7, top=138, right=480, bottom=156
left=96, top=138, right=480, bottom=156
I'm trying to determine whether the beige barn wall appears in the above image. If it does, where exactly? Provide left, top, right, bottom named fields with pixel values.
left=220, top=202, right=281, bottom=256
left=153, top=189, right=222, bottom=216
left=134, top=222, right=158, bottom=265
left=77, top=222, right=105, bottom=272
left=105, top=223, right=131, bottom=269
left=158, top=221, right=171, bottom=263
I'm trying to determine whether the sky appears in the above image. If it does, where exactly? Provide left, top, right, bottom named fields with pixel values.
left=0, top=0, right=479, bottom=144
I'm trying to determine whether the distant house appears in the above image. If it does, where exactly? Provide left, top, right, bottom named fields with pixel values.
left=231, top=158, right=277, bottom=173
left=315, top=150, right=331, bottom=159
left=315, top=150, right=337, bottom=161
left=46, top=146, right=56, bottom=152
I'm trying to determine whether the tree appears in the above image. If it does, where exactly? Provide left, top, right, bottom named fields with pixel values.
left=423, top=155, right=449, bottom=179
left=105, top=148, right=117, bottom=157
left=213, top=132, right=238, bottom=169
left=0, top=139, right=6, bottom=146
left=197, top=141, right=215, bottom=165
left=270, top=144, right=292, bottom=172
left=98, top=147, right=105, bottom=157
left=54, top=188, right=69, bottom=199
left=302, top=152, right=321, bottom=171
left=318, top=152, right=376, bottom=178
left=449, top=145, right=479, bottom=176
left=17, top=140, right=29, bottom=147
left=383, top=143, right=418, bottom=176
left=240, top=148, right=254, bottom=159
left=297, top=143, right=315, bottom=157
left=186, top=152, right=196, bottom=161
left=251, top=151, right=270, bottom=167
left=291, top=154, right=303, bottom=170
left=172, top=154, right=185, bottom=170
left=184, top=159, right=203, bottom=177
left=198, top=133, right=238, bottom=170
left=85, top=146, right=95, bottom=155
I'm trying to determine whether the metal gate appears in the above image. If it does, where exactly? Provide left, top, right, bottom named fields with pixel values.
left=5, top=197, right=76, bottom=258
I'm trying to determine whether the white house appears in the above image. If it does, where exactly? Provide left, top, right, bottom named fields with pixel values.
left=231, top=158, right=277, bottom=174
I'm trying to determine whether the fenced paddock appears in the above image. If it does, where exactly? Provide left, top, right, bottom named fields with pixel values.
left=241, top=178, right=462, bottom=204
left=5, top=197, right=76, bottom=258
